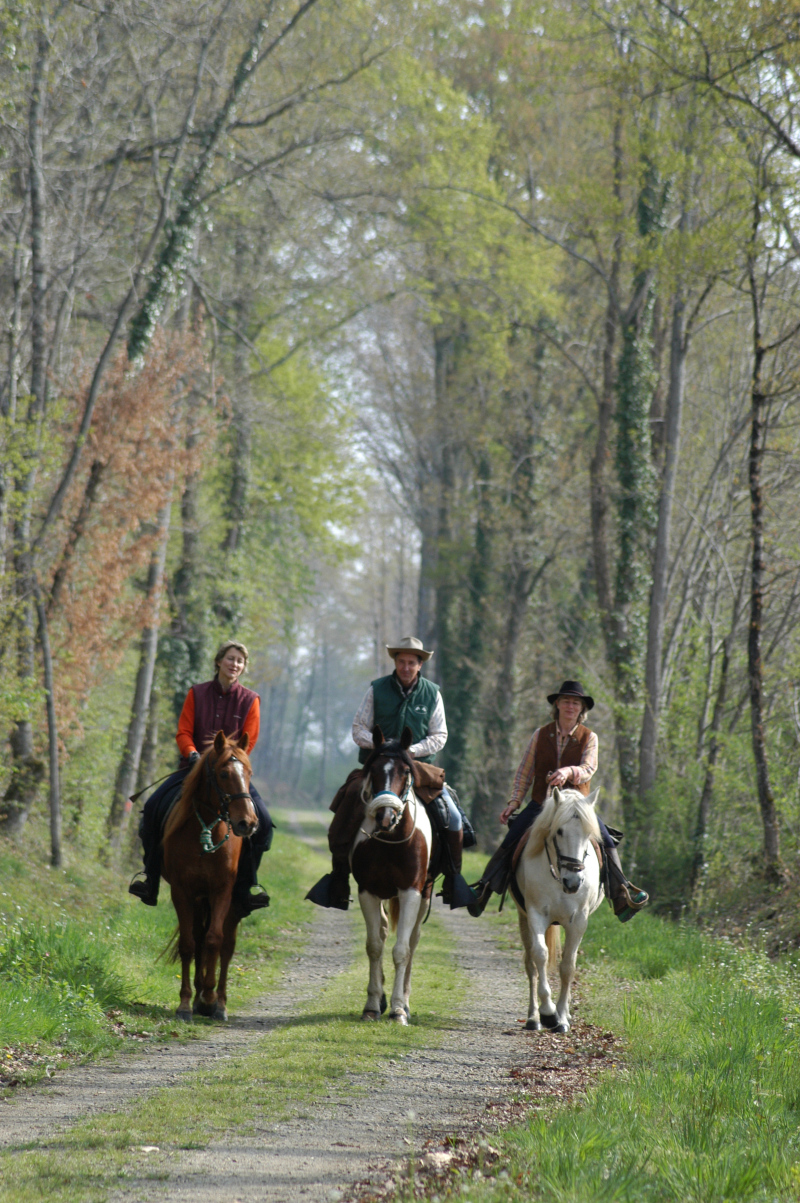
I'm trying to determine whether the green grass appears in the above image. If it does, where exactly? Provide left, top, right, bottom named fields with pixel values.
left=0, top=817, right=331, bottom=1081
left=0, top=894, right=466, bottom=1202
left=422, top=904, right=800, bottom=1203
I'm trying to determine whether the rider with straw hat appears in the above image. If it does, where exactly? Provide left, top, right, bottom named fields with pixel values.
left=129, top=640, right=273, bottom=914
left=469, top=679, right=649, bottom=920
left=307, top=636, right=475, bottom=911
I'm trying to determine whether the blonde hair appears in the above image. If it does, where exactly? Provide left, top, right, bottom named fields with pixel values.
left=214, top=640, right=249, bottom=674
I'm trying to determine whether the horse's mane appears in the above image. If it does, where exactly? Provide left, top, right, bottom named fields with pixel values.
left=527, top=789, right=600, bottom=857
left=163, top=737, right=252, bottom=841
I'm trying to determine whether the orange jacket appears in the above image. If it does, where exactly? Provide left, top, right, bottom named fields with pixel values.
left=176, top=685, right=260, bottom=760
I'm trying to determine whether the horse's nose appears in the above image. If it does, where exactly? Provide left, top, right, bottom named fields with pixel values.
left=562, top=876, right=581, bottom=894
left=234, top=815, right=258, bottom=837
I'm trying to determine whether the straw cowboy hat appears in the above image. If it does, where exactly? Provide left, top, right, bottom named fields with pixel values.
left=386, top=635, right=434, bottom=662
left=546, top=679, right=595, bottom=710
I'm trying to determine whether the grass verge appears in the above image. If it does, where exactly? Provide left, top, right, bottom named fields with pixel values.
left=0, top=897, right=466, bottom=1203
left=415, top=902, right=800, bottom=1202
left=0, top=814, right=331, bottom=1085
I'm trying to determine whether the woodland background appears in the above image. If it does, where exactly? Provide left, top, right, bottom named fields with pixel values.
left=2, top=0, right=800, bottom=922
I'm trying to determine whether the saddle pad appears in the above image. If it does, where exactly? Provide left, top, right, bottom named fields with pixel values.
left=156, top=780, right=185, bottom=836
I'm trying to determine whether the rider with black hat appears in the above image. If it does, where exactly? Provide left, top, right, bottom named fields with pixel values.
left=468, top=680, right=648, bottom=920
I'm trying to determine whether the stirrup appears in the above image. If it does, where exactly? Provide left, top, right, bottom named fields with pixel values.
left=466, top=878, right=492, bottom=918
left=128, top=873, right=157, bottom=906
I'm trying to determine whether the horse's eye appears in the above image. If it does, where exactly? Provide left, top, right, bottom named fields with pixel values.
left=557, top=828, right=563, bottom=836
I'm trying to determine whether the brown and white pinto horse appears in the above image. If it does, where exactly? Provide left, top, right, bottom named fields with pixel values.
left=162, top=731, right=258, bottom=1022
left=350, top=726, right=433, bottom=1025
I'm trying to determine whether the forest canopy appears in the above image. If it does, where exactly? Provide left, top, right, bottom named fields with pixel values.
left=1, top=0, right=800, bottom=917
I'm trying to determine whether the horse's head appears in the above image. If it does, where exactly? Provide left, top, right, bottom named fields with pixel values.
left=205, top=730, right=258, bottom=838
left=363, top=725, right=414, bottom=832
left=543, top=787, right=601, bottom=894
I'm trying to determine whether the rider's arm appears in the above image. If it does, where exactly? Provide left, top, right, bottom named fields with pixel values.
left=241, top=695, right=260, bottom=751
left=567, top=729, right=598, bottom=786
left=352, top=686, right=376, bottom=749
left=500, top=727, right=541, bottom=819
left=409, top=692, right=447, bottom=759
left=176, top=689, right=197, bottom=759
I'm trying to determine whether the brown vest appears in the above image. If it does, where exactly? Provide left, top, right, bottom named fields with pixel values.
left=530, top=721, right=592, bottom=804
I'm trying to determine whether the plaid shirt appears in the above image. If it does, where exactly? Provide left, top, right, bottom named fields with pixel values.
left=507, top=724, right=598, bottom=810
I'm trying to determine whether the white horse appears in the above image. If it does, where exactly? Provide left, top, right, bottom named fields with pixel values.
left=513, top=787, right=604, bottom=1033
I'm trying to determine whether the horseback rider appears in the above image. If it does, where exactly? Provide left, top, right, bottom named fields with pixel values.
left=128, top=640, right=273, bottom=915
left=307, top=636, right=474, bottom=911
left=468, top=680, right=649, bottom=921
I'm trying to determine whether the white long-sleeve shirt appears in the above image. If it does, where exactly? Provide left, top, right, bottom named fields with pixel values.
left=352, top=685, right=448, bottom=760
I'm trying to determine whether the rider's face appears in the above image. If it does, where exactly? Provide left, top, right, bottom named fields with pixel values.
left=394, top=653, right=423, bottom=688
left=556, top=695, right=583, bottom=729
left=217, top=648, right=246, bottom=690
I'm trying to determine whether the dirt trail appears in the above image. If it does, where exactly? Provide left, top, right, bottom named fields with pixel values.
left=1, top=902, right=535, bottom=1201
left=1, top=828, right=542, bottom=1203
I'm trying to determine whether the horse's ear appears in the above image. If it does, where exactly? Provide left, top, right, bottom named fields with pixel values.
left=372, top=725, right=384, bottom=750
left=400, top=725, right=413, bottom=751
left=585, top=786, right=600, bottom=810
left=238, top=731, right=250, bottom=752
left=213, top=729, right=226, bottom=753
left=552, top=787, right=562, bottom=806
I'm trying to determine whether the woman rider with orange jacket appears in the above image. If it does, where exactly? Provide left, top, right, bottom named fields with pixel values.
left=129, top=640, right=273, bottom=914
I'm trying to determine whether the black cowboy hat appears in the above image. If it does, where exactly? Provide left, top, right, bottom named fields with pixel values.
left=546, top=679, right=595, bottom=710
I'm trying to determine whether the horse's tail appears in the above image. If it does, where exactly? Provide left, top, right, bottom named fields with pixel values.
left=159, top=924, right=181, bottom=965
left=545, top=924, right=561, bottom=973
left=389, top=897, right=400, bottom=931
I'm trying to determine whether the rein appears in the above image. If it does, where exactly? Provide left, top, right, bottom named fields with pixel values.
left=194, top=754, right=251, bottom=855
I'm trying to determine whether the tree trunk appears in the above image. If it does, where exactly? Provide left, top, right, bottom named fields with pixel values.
left=639, top=291, right=686, bottom=800
left=747, top=252, right=781, bottom=879
left=35, top=585, right=61, bottom=867
left=108, top=497, right=172, bottom=847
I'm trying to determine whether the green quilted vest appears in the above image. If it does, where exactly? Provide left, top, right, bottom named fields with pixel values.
left=358, top=673, right=441, bottom=764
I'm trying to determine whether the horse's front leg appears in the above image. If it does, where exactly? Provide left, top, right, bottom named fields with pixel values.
left=400, top=885, right=430, bottom=1020
left=526, top=909, right=557, bottom=1029
left=194, top=889, right=232, bottom=1019
left=516, top=904, right=541, bottom=1030
left=170, top=888, right=195, bottom=1022
left=358, top=891, right=387, bottom=1020
left=554, top=915, right=588, bottom=1033
left=388, top=888, right=422, bottom=1024
left=214, top=907, right=240, bottom=1023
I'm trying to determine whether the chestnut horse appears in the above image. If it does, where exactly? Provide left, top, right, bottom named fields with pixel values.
left=162, top=731, right=258, bottom=1022
left=350, top=726, right=433, bottom=1025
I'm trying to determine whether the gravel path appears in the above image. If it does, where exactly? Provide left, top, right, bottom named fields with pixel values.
left=1, top=858, right=543, bottom=1202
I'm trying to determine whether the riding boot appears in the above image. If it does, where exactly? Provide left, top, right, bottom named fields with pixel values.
left=437, top=829, right=476, bottom=910
left=467, top=841, right=514, bottom=917
left=233, top=841, right=271, bottom=916
left=307, top=778, right=365, bottom=909
left=605, top=845, right=649, bottom=922
left=128, top=845, right=161, bottom=906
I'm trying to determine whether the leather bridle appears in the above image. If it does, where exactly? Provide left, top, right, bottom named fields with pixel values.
left=195, top=752, right=252, bottom=854
left=545, top=832, right=590, bottom=887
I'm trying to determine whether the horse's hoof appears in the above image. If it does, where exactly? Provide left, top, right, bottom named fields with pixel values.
left=193, top=1000, right=215, bottom=1018
left=539, top=1012, right=558, bottom=1029
left=176, top=1009, right=192, bottom=1024
left=212, top=1005, right=228, bottom=1022
left=389, top=1009, right=408, bottom=1025
left=525, top=1019, right=542, bottom=1031
left=361, top=1009, right=381, bottom=1021
left=379, top=992, right=388, bottom=1015
left=554, top=1022, right=570, bottom=1033
left=404, top=1004, right=411, bottom=1020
